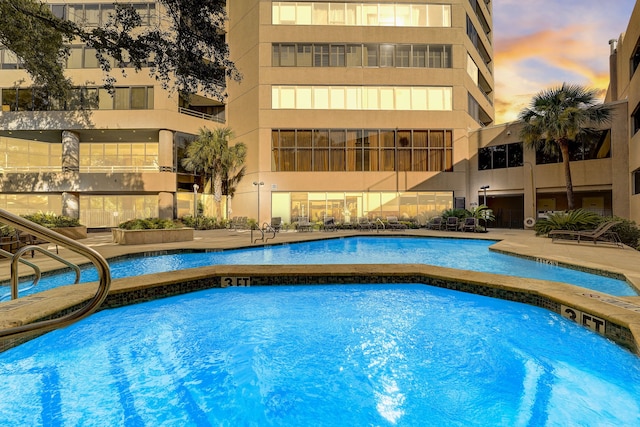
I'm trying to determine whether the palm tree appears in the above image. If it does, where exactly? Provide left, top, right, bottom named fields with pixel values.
left=222, top=142, right=247, bottom=219
left=181, top=127, right=246, bottom=218
left=518, top=83, right=612, bottom=210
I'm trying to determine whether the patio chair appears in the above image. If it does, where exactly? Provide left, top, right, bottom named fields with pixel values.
left=548, top=220, right=623, bottom=247
left=357, top=217, right=375, bottom=231
left=445, top=216, right=459, bottom=231
left=270, top=217, right=282, bottom=232
left=322, top=216, right=338, bottom=232
left=386, top=216, right=407, bottom=230
left=296, top=216, right=313, bottom=232
left=426, top=217, right=443, bottom=230
left=462, top=217, right=477, bottom=232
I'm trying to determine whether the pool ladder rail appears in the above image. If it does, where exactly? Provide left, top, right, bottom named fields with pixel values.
left=0, top=209, right=111, bottom=341
left=252, top=222, right=277, bottom=244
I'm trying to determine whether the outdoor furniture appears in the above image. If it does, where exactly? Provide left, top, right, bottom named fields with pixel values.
left=548, top=220, right=623, bottom=247
left=386, top=216, right=407, bottom=230
left=426, top=217, right=443, bottom=230
left=270, top=217, right=282, bottom=232
left=296, top=217, right=313, bottom=232
left=357, top=217, right=375, bottom=231
left=322, top=216, right=337, bottom=231
left=445, top=216, right=459, bottom=231
left=462, top=217, right=477, bottom=232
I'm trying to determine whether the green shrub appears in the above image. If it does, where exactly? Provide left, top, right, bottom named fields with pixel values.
left=533, top=209, right=601, bottom=235
left=117, top=218, right=180, bottom=230
left=22, top=212, right=81, bottom=228
left=441, top=208, right=469, bottom=220
left=180, top=215, right=225, bottom=230
left=600, top=216, right=640, bottom=249
left=0, top=224, right=16, bottom=237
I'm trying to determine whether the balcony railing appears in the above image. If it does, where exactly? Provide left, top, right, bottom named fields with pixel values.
left=178, top=107, right=225, bottom=123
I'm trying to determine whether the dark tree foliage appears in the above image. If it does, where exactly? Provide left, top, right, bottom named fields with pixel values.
left=0, top=0, right=240, bottom=101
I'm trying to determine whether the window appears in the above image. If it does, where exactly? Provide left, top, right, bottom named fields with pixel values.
left=633, top=103, right=640, bottom=135
left=379, top=45, right=394, bottom=67
left=478, top=143, right=523, bottom=170
left=297, top=44, right=312, bottom=66
left=346, top=45, right=362, bottom=66
left=631, top=40, right=640, bottom=77
left=634, top=169, right=640, bottom=195
left=314, top=44, right=329, bottom=67
left=280, top=45, right=296, bottom=66
left=272, top=2, right=451, bottom=27
left=272, top=43, right=452, bottom=69
left=271, top=85, right=452, bottom=111
left=330, top=45, right=345, bottom=67
left=364, top=44, right=378, bottom=67
left=395, top=45, right=411, bottom=67
left=272, top=128, right=453, bottom=172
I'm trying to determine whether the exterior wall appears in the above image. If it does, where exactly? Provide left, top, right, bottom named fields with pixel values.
left=227, top=0, right=495, bottom=224
left=0, top=1, right=226, bottom=227
left=607, top=1, right=640, bottom=224
left=4, top=0, right=640, bottom=228
left=469, top=100, right=631, bottom=226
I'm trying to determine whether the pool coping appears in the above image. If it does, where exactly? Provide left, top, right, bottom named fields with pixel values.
left=2, top=231, right=640, bottom=354
left=2, top=262, right=640, bottom=356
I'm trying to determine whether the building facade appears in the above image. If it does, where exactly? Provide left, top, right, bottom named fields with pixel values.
left=1, top=0, right=639, bottom=229
left=226, top=0, right=494, bottom=226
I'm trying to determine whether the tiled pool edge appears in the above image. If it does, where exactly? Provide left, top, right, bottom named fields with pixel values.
left=2, top=263, right=639, bottom=355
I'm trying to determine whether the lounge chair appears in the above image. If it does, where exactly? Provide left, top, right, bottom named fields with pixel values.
left=386, top=216, right=407, bottom=230
left=357, top=217, right=374, bottom=231
left=270, top=217, right=282, bottom=232
left=322, top=216, right=337, bottom=231
left=426, top=217, right=443, bottom=230
left=445, top=216, right=459, bottom=231
left=462, top=217, right=477, bottom=232
left=296, top=216, right=313, bottom=232
left=548, top=220, right=623, bottom=247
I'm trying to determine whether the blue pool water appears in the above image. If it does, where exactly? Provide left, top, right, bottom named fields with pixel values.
left=5, top=236, right=636, bottom=298
left=1, top=284, right=639, bottom=426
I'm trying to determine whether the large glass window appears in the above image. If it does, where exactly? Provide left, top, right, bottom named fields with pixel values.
left=272, top=129, right=453, bottom=172
left=272, top=2, right=451, bottom=27
left=80, top=195, right=158, bottom=228
left=478, top=143, right=523, bottom=170
left=270, top=191, right=453, bottom=225
left=79, top=142, right=158, bottom=172
left=273, top=43, right=451, bottom=69
left=272, top=86, right=452, bottom=111
left=0, top=136, right=62, bottom=172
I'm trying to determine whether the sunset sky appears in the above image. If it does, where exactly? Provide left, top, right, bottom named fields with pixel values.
left=492, top=0, right=637, bottom=124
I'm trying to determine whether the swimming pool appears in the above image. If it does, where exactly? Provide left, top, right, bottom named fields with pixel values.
left=5, top=236, right=636, bottom=298
left=1, top=284, right=639, bottom=426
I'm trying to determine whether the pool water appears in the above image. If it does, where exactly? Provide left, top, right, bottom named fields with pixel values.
left=6, top=236, right=636, bottom=298
left=0, top=284, right=639, bottom=426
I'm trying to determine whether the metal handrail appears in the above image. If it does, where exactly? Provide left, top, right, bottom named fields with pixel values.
left=0, top=209, right=111, bottom=340
left=0, top=248, right=41, bottom=298
left=10, top=245, right=81, bottom=300
left=375, top=218, right=385, bottom=232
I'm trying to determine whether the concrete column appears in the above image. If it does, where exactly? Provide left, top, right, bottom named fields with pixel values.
left=158, top=192, right=174, bottom=219
left=61, top=130, right=80, bottom=172
left=62, top=192, right=80, bottom=219
left=158, top=130, right=174, bottom=172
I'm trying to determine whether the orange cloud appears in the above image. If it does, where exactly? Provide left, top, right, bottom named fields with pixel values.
left=494, top=26, right=612, bottom=123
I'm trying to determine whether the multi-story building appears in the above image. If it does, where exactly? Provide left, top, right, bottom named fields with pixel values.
left=227, top=0, right=494, bottom=226
left=0, top=1, right=224, bottom=228
left=1, top=0, right=639, bottom=229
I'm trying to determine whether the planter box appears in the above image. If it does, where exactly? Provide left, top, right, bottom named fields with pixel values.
left=51, top=226, right=88, bottom=240
left=111, top=228, right=194, bottom=245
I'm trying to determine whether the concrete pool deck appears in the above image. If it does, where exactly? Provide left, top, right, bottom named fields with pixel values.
left=2, top=227, right=640, bottom=354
